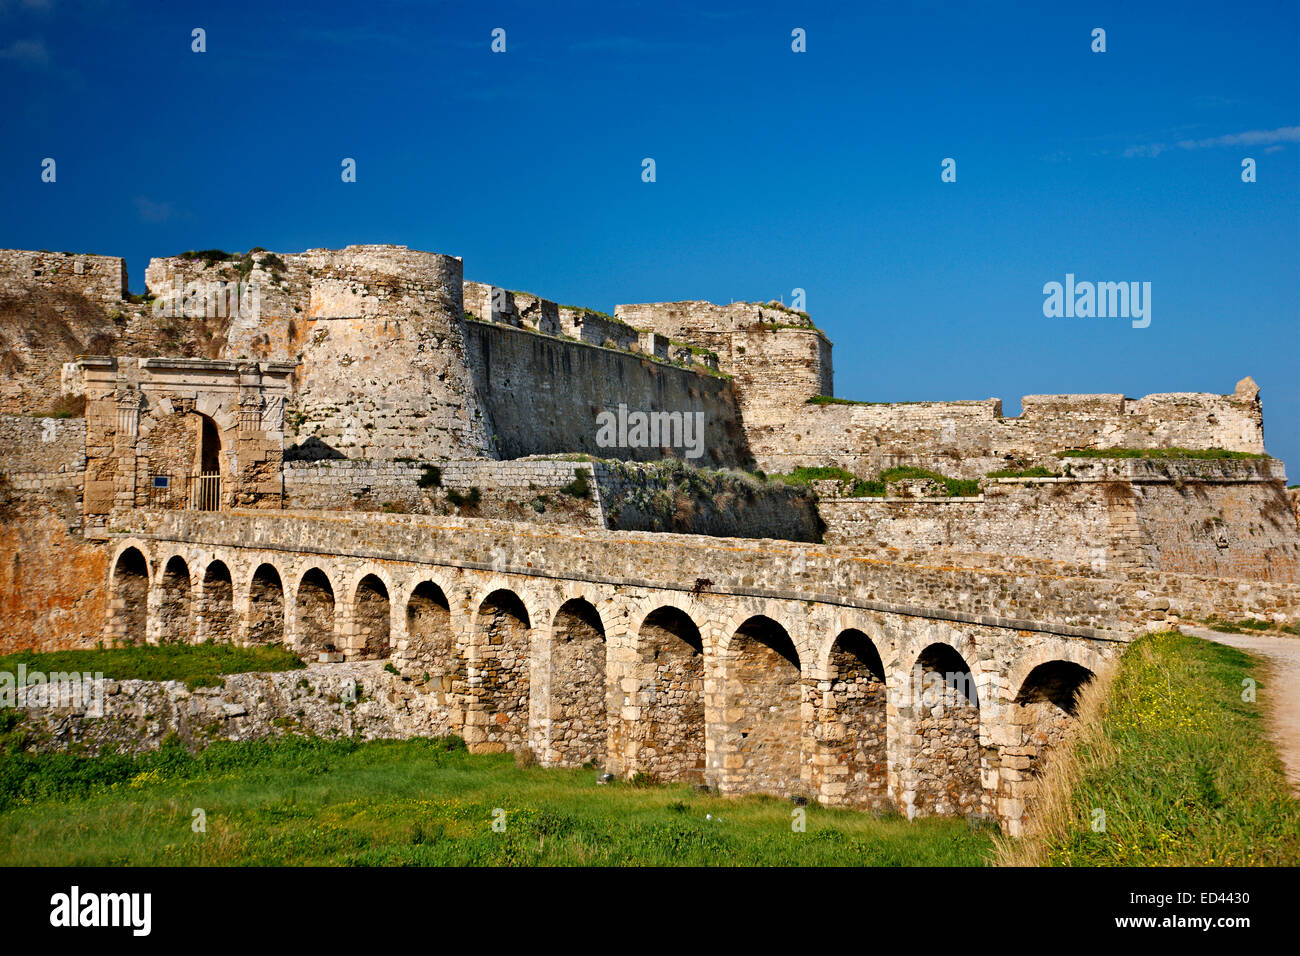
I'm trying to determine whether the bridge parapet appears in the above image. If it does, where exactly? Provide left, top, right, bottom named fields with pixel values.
left=114, top=506, right=1300, bottom=634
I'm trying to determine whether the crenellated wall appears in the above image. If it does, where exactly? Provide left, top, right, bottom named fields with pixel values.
left=747, top=379, right=1267, bottom=478
left=613, top=299, right=1265, bottom=478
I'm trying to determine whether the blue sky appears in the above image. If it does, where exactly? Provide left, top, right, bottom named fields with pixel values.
left=3, top=0, right=1297, bottom=467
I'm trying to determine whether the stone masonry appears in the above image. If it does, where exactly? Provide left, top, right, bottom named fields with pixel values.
left=1, top=242, right=1296, bottom=837
left=85, top=507, right=1300, bottom=833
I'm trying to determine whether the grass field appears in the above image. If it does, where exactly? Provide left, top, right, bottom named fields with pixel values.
left=0, top=732, right=993, bottom=866
left=998, top=630, right=1300, bottom=866
left=2, top=632, right=1294, bottom=866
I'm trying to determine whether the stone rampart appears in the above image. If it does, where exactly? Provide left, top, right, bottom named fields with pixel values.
left=823, top=458, right=1298, bottom=583
left=558, top=307, right=640, bottom=351
left=283, top=457, right=822, bottom=541
left=0, top=250, right=127, bottom=307
left=465, top=319, right=750, bottom=468
left=752, top=379, right=1266, bottom=478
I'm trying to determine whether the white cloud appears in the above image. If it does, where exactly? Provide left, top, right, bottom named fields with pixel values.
left=134, top=197, right=177, bottom=224
left=0, top=37, right=48, bottom=65
left=1125, top=126, right=1299, bottom=158
left=1176, top=126, right=1300, bottom=149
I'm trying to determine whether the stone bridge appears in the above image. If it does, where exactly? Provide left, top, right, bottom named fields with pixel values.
left=107, top=509, right=1143, bottom=832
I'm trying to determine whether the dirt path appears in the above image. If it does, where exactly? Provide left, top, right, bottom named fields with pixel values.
left=1184, top=625, right=1300, bottom=794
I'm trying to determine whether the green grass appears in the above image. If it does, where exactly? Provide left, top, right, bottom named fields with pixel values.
left=771, top=465, right=981, bottom=498
left=1057, top=447, right=1269, bottom=460
left=1205, top=617, right=1300, bottom=637
left=985, top=466, right=1059, bottom=479
left=559, top=470, right=591, bottom=499
left=773, top=465, right=855, bottom=484
left=0, top=644, right=304, bottom=691
left=771, top=466, right=885, bottom=497
left=1037, top=631, right=1300, bottom=866
left=805, top=395, right=866, bottom=406
left=879, top=466, right=980, bottom=497
left=0, top=734, right=994, bottom=866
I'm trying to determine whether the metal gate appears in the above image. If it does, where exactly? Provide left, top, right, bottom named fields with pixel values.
left=188, top=472, right=221, bottom=511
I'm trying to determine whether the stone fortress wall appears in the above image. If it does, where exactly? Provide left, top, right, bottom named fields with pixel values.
left=282, top=456, right=822, bottom=541
left=822, top=457, right=1299, bottom=583
left=614, top=299, right=1265, bottom=478
left=749, top=385, right=1267, bottom=479
left=0, top=412, right=104, bottom=653
left=0, top=414, right=85, bottom=491
left=0, top=250, right=130, bottom=414
left=0, top=250, right=127, bottom=307
left=135, top=248, right=745, bottom=465
left=4, top=243, right=1267, bottom=478
left=463, top=319, right=747, bottom=467
left=2, top=241, right=1299, bottom=832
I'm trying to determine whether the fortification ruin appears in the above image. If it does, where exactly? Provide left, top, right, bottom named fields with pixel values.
left=2, top=242, right=1297, bottom=834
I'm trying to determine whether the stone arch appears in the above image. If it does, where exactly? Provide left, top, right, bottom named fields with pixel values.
left=628, top=604, right=706, bottom=782
left=470, top=588, right=531, bottom=752
left=814, top=613, right=898, bottom=675
left=712, top=601, right=807, bottom=665
left=404, top=579, right=463, bottom=705
left=156, top=554, right=194, bottom=644
left=1012, top=660, right=1096, bottom=766
left=109, top=545, right=150, bottom=645
left=546, top=598, right=608, bottom=767
left=719, top=614, right=804, bottom=796
left=998, top=657, right=1099, bottom=834
left=296, top=568, right=338, bottom=658
left=199, top=559, right=235, bottom=644
left=898, top=641, right=984, bottom=817
left=1005, top=643, right=1109, bottom=703
left=353, top=573, right=392, bottom=659
left=246, top=562, right=286, bottom=645
left=814, top=628, right=889, bottom=808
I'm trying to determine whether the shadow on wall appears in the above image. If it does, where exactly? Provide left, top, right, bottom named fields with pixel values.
left=284, top=436, right=346, bottom=462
